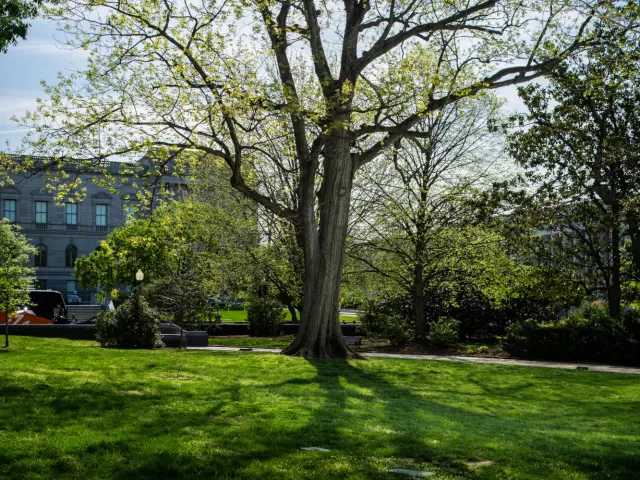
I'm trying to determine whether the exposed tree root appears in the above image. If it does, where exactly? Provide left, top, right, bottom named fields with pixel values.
left=282, top=337, right=365, bottom=360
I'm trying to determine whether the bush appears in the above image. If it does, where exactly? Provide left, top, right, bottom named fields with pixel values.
left=502, top=302, right=640, bottom=365
left=359, top=295, right=414, bottom=345
left=247, top=296, right=285, bottom=336
left=428, top=316, right=460, bottom=347
left=622, top=306, right=640, bottom=340
left=446, top=285, right=568, bottom=342
left=95, top=296, right=163, bottom=349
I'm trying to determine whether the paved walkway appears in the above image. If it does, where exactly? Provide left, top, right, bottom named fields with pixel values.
left=188, top=346, right=640, bottom=375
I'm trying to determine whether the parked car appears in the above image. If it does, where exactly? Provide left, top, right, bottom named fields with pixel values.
left=67, top=294, right=82, bottom=305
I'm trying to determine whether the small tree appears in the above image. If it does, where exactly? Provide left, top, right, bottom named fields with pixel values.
left=75, top=199, right=236, bottom=294
left=0, top=219, right=35, bottom=347
left=144, top=269, right=210, bottom=346
left=348, top=94, right=514, bottom=339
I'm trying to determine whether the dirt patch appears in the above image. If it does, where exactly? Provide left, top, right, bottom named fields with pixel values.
left=356, top=339, right=509, bottom=358
left=207, top=335, right=510, bottom=358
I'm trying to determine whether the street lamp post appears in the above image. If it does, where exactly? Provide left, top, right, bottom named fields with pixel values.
left=135, top=268, right=144, bottom=318
left=3, top=291, right=9, bottom=349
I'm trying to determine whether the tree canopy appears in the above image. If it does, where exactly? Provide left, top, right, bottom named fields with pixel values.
left=507, top=36, right=640, bottom=318
left=75, top=199, right=257, bottom=296
left=0, top=0, right=45, bottom=53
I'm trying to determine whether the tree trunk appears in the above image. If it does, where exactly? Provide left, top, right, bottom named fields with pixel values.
left=4, top=309, right=8, bottom=348
left=414, top=264, right=426, bottom=340
left=627, top=216, right=640, bottom=273
left=283, top=127, right=362, bottom=359
left=175, top=312, right=185, bottom=349
left=609, top=220, right=622, bottom=319
left=631, top=233, right=640, bottom=273
left=287, top=304, right=298, bottom=323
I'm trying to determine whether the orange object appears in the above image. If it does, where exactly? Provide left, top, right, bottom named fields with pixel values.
left=0, top=309, right=54, bottom=325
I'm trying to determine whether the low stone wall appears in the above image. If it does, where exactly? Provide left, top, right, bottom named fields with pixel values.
left=6, top=324, right=207, bottom=347
left=163, top=332, right=208, bottom=347
left=7, top=324, right=96, bottom=339
left=5, top=322, right=362, bottom=341
left=215, top=322, right=361, bottom=336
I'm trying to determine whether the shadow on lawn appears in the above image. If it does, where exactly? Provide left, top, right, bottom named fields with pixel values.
left=1, top=354, right=639, bottom=479
left=118, top=358, right=640, bottom=479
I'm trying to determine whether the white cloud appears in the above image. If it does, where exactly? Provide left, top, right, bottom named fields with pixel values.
left=0, top=128, right=32, bottom=134
left=11, top=40, right=88, bottom=59
left=0, top=97, right=40, bottom=113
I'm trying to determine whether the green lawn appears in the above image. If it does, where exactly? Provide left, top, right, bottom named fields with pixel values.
left=1, top=338, right=639, bottom=480
left=218, top=308, right=357, bottom=323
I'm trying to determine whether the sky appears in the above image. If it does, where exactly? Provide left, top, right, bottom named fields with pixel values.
left=0, top=19, right=89, bottom=151
left=0, top=18, right=529, bottom=153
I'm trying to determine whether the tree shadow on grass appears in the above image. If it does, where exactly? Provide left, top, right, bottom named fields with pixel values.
left=1, top=352, right=639, bottom=479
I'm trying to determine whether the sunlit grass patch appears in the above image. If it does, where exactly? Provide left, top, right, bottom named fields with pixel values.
left=0, top=337, right=638, bottom=479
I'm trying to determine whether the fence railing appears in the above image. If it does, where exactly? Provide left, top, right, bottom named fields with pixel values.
left=20, top=222, right=115, bottom=233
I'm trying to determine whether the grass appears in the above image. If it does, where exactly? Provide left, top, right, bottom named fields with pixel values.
left=218, top=308, right=357, bottom=323
left=1, top=337, right=639, bottom=480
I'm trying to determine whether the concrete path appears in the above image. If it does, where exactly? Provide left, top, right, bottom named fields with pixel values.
left=188, top=346, right=640, bottom=375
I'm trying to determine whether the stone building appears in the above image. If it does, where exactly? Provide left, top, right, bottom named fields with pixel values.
left=0, top=156, right=185, bottom=302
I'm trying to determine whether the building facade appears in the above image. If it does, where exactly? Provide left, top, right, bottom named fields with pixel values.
left=0, top=158, right=184, bottom=302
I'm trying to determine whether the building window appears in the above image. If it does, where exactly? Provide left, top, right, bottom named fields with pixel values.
left=96, top=204, right=107, bottom=226
left=124, top=205, right=135, bottom=224
left=36, top=279, right=47, bottom=290
left=65, top=245, right=78, bottom=267
left=66, top=280, right=76, bottom=293
left=3, top=199, right=16, bottom=222
left=35, top=244, right=47, bottom=267
left=35, top=201, right=47, bottom=224
left=66, top=203, right=77, bottom=225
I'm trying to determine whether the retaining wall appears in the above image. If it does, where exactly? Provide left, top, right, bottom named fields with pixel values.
left=4, top=322, right=362, bottom=341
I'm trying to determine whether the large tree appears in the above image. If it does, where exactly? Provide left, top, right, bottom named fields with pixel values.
left=508, top=37, right=640, bottom=318
left=22, top=0, right=638, bottom=357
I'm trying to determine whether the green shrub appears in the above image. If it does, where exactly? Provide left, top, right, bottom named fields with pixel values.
left=622, top=306, right=640, bottom=340
left=427, top=316, right=460, bottom=347
left=95, top=296, right=163, bottom=349
left=477, top=346, right=489, bottom=354
left=502, top=302, right=640, bottom=365
left=359, top=296, right=414, bottom=345
left=247, top=296, right=285, bottom=336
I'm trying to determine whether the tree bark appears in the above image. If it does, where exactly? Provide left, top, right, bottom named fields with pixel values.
left=282, top=127, right=363, bottom=359
left=287, top=304, right=298, bottom=323
left=627, top=216, right=640, bottom=273
left=4, top=309, right=8, bottom=348
left=608, top=215, right=622, bottom=319
left=413, top=264, right=426, bottom=339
